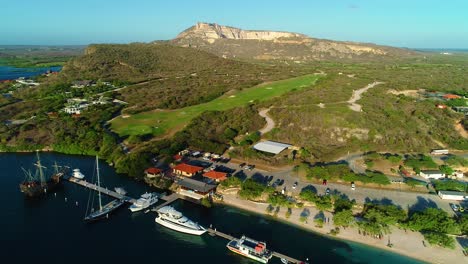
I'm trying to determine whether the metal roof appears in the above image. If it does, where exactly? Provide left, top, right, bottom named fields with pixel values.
left=178, top=178, right=216, bottom=193
left=253, top=141, right=292, bottom=154
left=438, top=190, right=467, bottom=196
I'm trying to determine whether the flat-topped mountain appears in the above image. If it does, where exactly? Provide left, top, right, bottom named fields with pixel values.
left=170, top=22, right=417, bottom=61
left=176, top=22, right=307, bottom=42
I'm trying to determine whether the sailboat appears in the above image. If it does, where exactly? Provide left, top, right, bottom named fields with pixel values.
left=84, top=156, right=125, bottom=222
left=19, top=151, right=67, bottom=197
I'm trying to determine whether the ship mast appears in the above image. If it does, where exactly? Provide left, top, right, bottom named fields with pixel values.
left=96, top=156, right=102, bottom=211
left=35, top=151, right=46, bottom=186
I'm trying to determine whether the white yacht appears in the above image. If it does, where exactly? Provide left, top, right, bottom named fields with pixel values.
left=72, top=169, right=85, bottom=179
left=155, top=206, right=206, bottom=235
left=129, top=192, right=159, bottom=212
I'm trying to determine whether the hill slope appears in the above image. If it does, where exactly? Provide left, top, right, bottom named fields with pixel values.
left=170, top=22, right=418, bottom=61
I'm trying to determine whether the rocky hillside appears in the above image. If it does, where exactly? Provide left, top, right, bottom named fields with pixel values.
left=170, top=22, right=418, bottom=61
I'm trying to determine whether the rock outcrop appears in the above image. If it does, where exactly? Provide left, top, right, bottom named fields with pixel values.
left=170, top=22, right=418, bottom=61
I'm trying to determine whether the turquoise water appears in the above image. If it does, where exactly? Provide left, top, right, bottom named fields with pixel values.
left=0, top=152, right=424, bottom=264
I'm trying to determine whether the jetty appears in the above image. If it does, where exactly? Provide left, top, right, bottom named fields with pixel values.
left=65, top=176, right=137, bottom=203
left=206, top=228, right=304, bottom=264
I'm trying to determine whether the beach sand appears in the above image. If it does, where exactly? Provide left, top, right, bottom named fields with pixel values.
left=219, top=193, right=465, bottom=264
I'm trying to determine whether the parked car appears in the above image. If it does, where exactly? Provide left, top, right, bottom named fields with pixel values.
left=459, top=207, right=465, bottom=213
left=239, top=163, right=246, bottom=168
left=326, top=188, right=330, bottom=195
left=351, top=182, right=356, bottom=190
left=322, top=179, right=327, bottom=185
left=451, top=204, right=460, bottom=212
left=279, top=179, right=285, bottom=186
left=292, top=182, right=298, bottom=189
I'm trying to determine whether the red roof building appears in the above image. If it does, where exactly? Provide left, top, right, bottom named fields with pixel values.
left=203, top=170, right=228, bottom=182
left=145, top=167, right=162, bottom=178
left=443, top=94, right=461, bottom=100
left=173, top=154, right=182, bottom=161
left=173, top=163, right=203, bottom=177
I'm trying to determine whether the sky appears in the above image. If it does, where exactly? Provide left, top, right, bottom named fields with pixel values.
left=1, top=0, right=467, bottom=48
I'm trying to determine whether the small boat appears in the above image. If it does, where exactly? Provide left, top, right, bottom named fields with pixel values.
left=144, top=209, right=150, bottom=214
left=129, top=192, right=159, bottom=212
left=281, top=258, right=288, bottom=264
left=114, top=187, right=127, bottom=195
left=72, top=168, right=85, bottom=179
left=227, top=235, right=272, bottom=263
left=83, top=156, right=124, bottom=222
left=155, top=206, right=206, bottom=235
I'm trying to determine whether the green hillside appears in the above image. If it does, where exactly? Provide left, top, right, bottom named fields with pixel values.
left=111, top=74, right=319, bottom=136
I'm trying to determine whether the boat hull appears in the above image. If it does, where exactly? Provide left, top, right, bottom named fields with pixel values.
left=227, top=245, right=269, bottom=263
left=84, top=200, right=125, bottom=222
left=19, top=175, right=61, bottom=197
left=129, top=199, right=158, bottom=212
left=155, top=216, right=206, bottom=236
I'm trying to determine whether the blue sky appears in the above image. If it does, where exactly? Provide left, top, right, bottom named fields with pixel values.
left=1, top=0, right=467, bottom=48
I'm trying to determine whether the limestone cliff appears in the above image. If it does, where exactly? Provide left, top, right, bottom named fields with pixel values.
left=170, top=22, right=417, bottom=61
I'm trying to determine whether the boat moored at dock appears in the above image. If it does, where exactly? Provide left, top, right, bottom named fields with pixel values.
left=72, top=169, right=85, bottom=179
left=129, top=192, right=159, bottom=212
left=227, top=235, right=272, bottom=263
left=155, top=206, right=206, bottom=235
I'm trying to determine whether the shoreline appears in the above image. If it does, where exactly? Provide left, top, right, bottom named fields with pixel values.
left=217, top=193, right=465, bottom=264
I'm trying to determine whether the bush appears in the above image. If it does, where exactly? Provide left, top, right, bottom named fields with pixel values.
left=220, top=176, right=242, bottom=188
left=423, top=232, right=455, bottom=249
left=433, top=179, right=466, bottom=192
left=200, top=197, right=212, bottom=208
left=404, top=155, right=438, bottom=172
left=439, top=165, right=454, bottom=175
left=333, top=209, right=355, bottom=227
left=314, top=217, right=324, bottom=228
left=238, top=179, right=267, bottom=200
left=267, top=193, right=294, bottom=207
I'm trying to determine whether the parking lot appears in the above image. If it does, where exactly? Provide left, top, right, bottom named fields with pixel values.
left=179, top=151, right=461, bottom=215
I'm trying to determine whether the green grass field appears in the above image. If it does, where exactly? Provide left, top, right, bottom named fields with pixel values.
left=111, top=74, right=319, bottom=137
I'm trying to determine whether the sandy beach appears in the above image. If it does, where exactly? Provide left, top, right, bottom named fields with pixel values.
left=218, top=193, right=465, bottom=264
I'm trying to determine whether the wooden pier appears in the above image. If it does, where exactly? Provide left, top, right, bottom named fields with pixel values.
left=65, top=177, right=136, bottom=203
left=206, top=228, right=304, bottom=264
left=154, top=193, right=180, bottom=210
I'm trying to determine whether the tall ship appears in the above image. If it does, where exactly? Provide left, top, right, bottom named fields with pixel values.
left=227, top=236, right=273, bottom=263
left=129, top=192, right=158, bottom=212
left=155, top=206, right=206, bottom=235
left=19, top=152, right=67, bottom=197
left=84, top=156, right=125, bottom=222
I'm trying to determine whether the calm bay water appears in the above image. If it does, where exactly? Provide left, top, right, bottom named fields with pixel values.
left=0, top=152, right=424, bottom=264
left=0, top=65, right=62, bottom=81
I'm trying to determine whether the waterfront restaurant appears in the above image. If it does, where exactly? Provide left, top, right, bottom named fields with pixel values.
left=172, top=163, right=203, bottom=177
left=177, top=178, right=217, bottom=200
left=203, top=170, right=228, bottom=183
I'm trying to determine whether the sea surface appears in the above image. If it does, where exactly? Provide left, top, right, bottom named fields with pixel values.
left=0, top=152, right=424, bottom=264
left=0, top=65, right=62, bottom=81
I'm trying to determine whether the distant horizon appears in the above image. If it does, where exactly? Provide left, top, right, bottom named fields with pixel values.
left=1, top=1, right=468, bottom=48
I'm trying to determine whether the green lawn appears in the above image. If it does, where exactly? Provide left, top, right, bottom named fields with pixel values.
left=111, top=74, right=319, bottom=137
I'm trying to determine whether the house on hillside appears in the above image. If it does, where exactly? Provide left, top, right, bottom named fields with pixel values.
left=172, top=163, right=203, bottom=177
left=203, top=170, right=228, bottom=183
left=71, top=80, right=94, bottom=88
left=419, top=170, right=445, bottom=180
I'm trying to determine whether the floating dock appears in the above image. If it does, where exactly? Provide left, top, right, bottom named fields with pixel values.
left=206, top=228, right=304, bottom=264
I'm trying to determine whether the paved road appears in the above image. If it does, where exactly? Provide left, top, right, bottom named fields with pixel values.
left=187, top=156, right=460, bottom=214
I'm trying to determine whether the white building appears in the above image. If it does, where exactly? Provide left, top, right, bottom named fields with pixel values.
left=253, top=141, right=292, bottom=155
left=419, top=170, right=445, bottom=180
left=438, top=190, right=467, bottom=201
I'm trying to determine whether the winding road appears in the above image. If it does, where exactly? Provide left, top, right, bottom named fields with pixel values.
left=258, top=108, right=275, bottom=135
left=348, top=81, right=384, bottom=112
